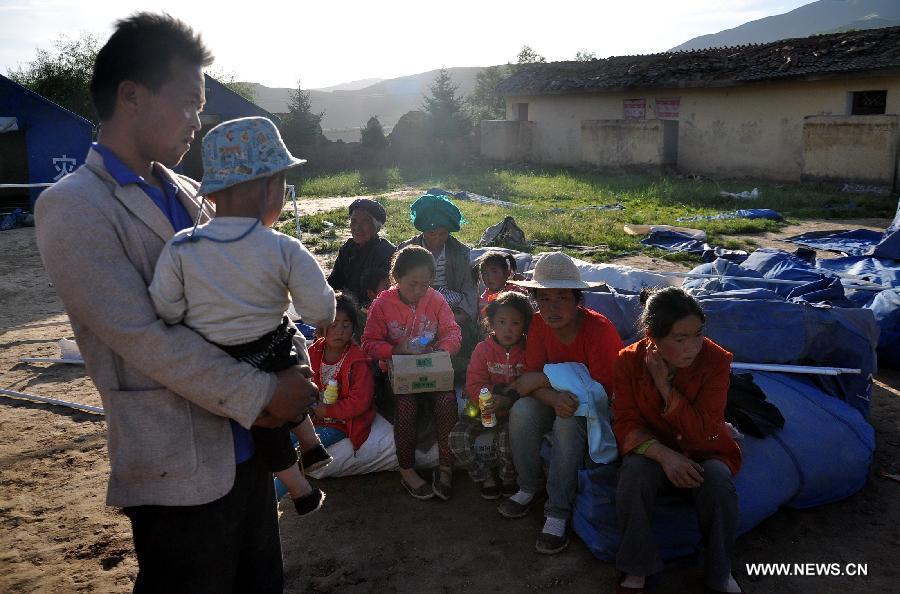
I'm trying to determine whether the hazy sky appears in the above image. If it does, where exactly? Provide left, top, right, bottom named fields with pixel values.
left=1, top=0, right=814, bottom=89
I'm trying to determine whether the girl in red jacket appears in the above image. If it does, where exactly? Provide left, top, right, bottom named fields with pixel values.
left=612, top=288, right=742, bottom=594
left=450, top=291, right=531, bottom=499
left=361, top=245, right=462, bottom=500
left=477, top=251, right=526, bottom=319
left=307, top=293, right=376, bottom=452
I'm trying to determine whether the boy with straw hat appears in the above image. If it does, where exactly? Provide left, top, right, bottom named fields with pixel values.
left=150, top=116, right=336, bottom=516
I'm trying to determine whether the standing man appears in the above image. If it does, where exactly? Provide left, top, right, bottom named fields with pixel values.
left=35, top=13, right=315, bottom=593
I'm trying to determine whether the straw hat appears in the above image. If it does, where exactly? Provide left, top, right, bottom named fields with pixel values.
left=509, top=251, right=604, bottom=289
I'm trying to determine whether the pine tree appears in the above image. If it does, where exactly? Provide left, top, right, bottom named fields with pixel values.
left=280, top=78, right=324, bottom=151
left=422, top=68, right=472, bottom=142
left=360, top=116, right=388, bottom=150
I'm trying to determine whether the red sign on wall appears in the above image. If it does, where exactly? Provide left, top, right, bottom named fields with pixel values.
left=623, top=98, right=646, bottom=119
left=655, top=97, right=680, bottom=119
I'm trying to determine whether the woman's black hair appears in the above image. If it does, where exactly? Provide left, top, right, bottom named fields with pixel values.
left=639, top=287, right=705, bottom=338
left=390, top=245, right=435, bottom=284
left=334, top=292, right=361, bottom=334
left=484, top=291, right=533, bottom=336
left=479, top=251, right=517, bottom=275
left=91, top=12, right=213, bottom=121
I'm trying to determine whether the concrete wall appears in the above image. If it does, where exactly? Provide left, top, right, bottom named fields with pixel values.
left=802, top=115, right=899, bottom=185
left=480, top=120, right=533, bottom=161
left=498, top=75, right=900, bottom=182
left=581, top=119, right=667, bottom=168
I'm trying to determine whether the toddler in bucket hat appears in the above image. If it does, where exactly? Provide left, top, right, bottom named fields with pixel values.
left=148, top=116, right=338, bottom=519
left=198, top=116, right=306, bottom=197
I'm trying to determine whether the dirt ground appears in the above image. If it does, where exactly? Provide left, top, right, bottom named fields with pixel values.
left=1, top=207, right=899, bottom=593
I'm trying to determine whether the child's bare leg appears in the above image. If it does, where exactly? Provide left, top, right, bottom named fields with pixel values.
left=292, top=416, right=322, bottom=452
left=275, top=464, right=312, bottom=499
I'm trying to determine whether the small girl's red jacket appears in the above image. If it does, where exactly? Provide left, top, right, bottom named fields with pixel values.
left=361, top=286, right=462, bottom=364
left=309, top=338, right=376, bottom=451
left=465, top=336, right=526, bottom=417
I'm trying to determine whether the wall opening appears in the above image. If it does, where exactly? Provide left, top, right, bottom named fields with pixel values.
left=849, top=90, right=887, bottom=115
left=0, top=130, right=29, bottom=212
left=516, top=103, right=529, bottom=122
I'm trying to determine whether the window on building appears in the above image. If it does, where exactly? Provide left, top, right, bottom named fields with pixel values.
left=516, top=103, right=529, bottom=121
left=849, top=90, right=887, bottom=115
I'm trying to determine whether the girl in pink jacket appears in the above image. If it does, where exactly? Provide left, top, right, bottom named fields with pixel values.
left=362, top=245, right=462, bottom=500
left=450, top=291, right=531, bottom=499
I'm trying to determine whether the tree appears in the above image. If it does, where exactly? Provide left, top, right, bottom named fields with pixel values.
left=8, top=33, right=100, bottom=122
left=422, top=68, right=472, bottom=142
left=466, top=65, right=511, bottom=124
left=574, top=50, right=597, bottom=61
left=360, top=116, right=388, bottom=150
left=516, top=45, right=546, bottom=67
left=204, top=66, right=256, bottom=103
left=280, top=78, right=324, bottom=151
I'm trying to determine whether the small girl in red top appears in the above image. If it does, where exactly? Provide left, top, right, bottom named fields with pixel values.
left=477, top=251, right=526, bottom=319
left=361, top=245, right=462, bottom=501
left=307, top=293, right=376, bottom=452
left=612, top=288, right=742, bottom=594
left=449, top=291, right=531, bottom=499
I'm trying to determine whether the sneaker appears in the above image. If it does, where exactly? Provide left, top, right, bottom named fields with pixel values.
left=292, top=487, right=325, bottom=516
left=401, top=477, right=435, bottom=500
left=300, top=445, right=333, bottom=473
left=535, top=517, right=569, bottom=554
left=497, top=490, right=537, bottom=518
left=500, top=481, right=519, bottom=498
left=479, top=481, right=501, bottom=500
left=432, top=472, right=453, bottom=501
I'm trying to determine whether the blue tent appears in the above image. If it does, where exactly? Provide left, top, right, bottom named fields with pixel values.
left=0, top=74, right=94, bottom=210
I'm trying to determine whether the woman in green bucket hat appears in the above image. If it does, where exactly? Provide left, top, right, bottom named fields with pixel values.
left=398, top=192, right=479, bottom=372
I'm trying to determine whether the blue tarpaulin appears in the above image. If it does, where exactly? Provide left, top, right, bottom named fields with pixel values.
left=677, top=208, right=783, bottom=222
left=640, top=230, right=748, bottom=263
left=787, top=229, right=884, bottom=256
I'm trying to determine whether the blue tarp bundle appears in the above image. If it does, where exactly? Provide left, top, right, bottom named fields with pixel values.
left=787, top=229, right=884, bottom=256
left=677, top=208, right=783, bottom=223
left=640, top=230, right=749, bottom=263
left=571, top=371, right=875, bottom=562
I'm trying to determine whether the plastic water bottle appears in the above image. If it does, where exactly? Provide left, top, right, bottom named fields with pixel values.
left=323, top=380, right=339, bottom=405
left=406, top=331, right=435, bottom=354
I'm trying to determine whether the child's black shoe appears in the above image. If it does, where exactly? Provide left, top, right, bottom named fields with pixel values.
left=300, top=444, right=333, bottom=473
left=292, top=487, right=325, bottom=516
left=480, top=481, right=501, bottom=500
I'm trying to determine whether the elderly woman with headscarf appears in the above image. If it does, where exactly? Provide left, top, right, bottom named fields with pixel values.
left=327, top=198, right=396, bottom=304
left=398, top=193, right=479, bottom=369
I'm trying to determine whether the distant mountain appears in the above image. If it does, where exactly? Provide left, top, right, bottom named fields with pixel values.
left=670, top=0, right=900, bottom=51
left=314, top=78, right=384, bottom=92
left=242, top=66, right=487, bottom=141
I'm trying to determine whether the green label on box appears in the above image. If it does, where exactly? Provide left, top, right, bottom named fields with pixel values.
left=415, top=357, right=433, bottom=368
left=412, top=377, right=437, bottom=389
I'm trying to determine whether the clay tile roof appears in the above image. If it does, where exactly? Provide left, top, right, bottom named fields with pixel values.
left=498, top=26, right=900, bottom=95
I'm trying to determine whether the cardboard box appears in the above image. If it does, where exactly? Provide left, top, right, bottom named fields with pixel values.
left=389, top=351, right=454, bottom=394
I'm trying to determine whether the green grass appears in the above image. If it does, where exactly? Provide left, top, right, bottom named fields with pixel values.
left=279, top=165, right=896, bottom=264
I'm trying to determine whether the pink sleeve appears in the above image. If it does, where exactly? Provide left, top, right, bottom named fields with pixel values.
left=465, top=341, right=492, bottom=403
left=361, top=298, right=395, bottom=362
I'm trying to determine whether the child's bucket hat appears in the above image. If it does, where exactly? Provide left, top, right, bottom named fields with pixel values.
left=197, top=116, right=305, bottom=197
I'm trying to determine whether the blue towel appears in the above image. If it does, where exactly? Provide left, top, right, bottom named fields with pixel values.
left=543, top=362, right=618, bottom=464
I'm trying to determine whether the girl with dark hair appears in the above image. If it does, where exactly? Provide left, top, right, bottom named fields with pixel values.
left=449, top=291, right=532, bottom=499
left=476, top=251, right=526, bottom=318
left=361, top=246, right=462, bottom=500
left=307, top=293, right=376, bottom=453
left=612, top=287, right=743, bottom=594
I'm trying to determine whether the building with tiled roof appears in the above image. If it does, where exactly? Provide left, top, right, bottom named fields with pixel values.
left=482, top=27, right=900, bottom=187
